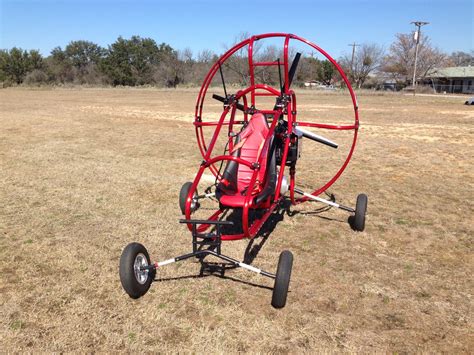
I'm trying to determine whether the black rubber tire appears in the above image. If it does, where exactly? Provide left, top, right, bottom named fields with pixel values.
left=271, top=250, right=293, bottom=308
left=179, top=182, right=193, bottom=215
left=119, top=242, right=154, bottom=299
left=351, top=193, right=368, bottom=232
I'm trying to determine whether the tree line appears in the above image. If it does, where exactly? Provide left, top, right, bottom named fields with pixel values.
left=0, top=36, right=217, bottom=87
left=1, top=33, right=472, bottom=89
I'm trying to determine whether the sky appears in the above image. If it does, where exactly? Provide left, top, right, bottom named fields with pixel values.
left=0, top=0, right=473, bottom=59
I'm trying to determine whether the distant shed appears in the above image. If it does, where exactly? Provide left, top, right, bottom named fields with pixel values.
left=425, top=66, right=474, bottom=94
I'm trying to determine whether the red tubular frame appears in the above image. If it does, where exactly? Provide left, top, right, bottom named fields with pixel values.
left=188, top=33, right=359, bottom=240
left=186, top=85, right=283, bottom=240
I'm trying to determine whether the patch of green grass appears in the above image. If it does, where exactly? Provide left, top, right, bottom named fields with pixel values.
left=319, top=233, right=329, bottom=241
left=395, top=218, right=409, bottom=225
left=10, top=320, right=23, bottom=331
left=199, top=295, right=213, bottom=305
left=24, top=239, right=33, bottom=244
left=224, top=288, right=236, bottom=302
left=128, top=332, right=136, bottom=342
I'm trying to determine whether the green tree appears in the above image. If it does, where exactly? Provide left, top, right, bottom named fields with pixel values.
left=65, top=40, right=106, bottom=70
left=101, top=36, right=167, bottom=86
left=154, top=43, right=185, bottom=87
left=317, top=60, right=335, bottom=85
left=63, top=40, right=106, bottom=84
left=0, top=48, right=44, bottom=84
left=28, top=50, right=44, bottom=70
left=0, top=50, right=9, bottom=82
left=47, top=46, right=74, bottom=83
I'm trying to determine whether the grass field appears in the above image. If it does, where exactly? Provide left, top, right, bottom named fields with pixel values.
left=1, top=87, right=473, bottom=352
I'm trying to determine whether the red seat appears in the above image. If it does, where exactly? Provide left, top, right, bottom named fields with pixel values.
left=217, top=113, right=274, bottom=208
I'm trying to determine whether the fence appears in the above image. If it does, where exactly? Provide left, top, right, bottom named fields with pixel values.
left=419, top=83, right=474, bottom=94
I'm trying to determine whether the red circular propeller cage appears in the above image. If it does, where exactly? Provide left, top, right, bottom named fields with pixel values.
left=193, top=33, right=359, bottom=202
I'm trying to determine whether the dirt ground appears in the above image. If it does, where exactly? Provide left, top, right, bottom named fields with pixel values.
left=0, top=87, right=472, bottom=352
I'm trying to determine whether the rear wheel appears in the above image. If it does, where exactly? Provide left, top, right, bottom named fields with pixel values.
left=272, top=250, right=293, bottom=308
left=119, top=243, right=154, bottom=299
left=179, top=182, right=198, bottom=215
left=351, top=193, right=368, bottom=232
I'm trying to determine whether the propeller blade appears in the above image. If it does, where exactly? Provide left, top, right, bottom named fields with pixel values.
left=293, top=126, right=338, bottom=149
left=287, top=52, right=301, bottom=88
left=281, top=52, right=301, bottom=92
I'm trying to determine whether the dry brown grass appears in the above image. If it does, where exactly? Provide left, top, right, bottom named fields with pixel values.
left=0, top=87, right=473, bottom=352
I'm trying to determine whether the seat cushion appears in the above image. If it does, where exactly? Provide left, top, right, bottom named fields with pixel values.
left=219, top=193, right=249, bottom=208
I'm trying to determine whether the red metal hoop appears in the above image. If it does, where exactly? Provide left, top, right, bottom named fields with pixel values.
left=194, top=33, right=359, bottom=201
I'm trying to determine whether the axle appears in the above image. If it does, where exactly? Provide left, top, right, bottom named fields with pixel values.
left=141, top=249, right=275, bottom=279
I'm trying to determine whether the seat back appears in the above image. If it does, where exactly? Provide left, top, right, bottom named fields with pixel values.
left=234, top=113, right=269, bottom=192
left=217, top=113, right=274, bottom=198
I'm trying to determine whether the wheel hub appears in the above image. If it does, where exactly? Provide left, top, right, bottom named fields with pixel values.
left=133, top=253, right=149, bottom=285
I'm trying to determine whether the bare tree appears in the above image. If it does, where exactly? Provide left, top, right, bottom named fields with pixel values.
left=222, top=32, right=264, bottom=86
left=448, top=51, right=474, bottom=66
left=340, top=43, right=384, bottom=88
left=382, top=33, right=447, bottom=83
left=197, top=49, right=214, bottom=63
left=178, top=47, right=194, bottom=84
left=189, top=49, right=217, bottom=85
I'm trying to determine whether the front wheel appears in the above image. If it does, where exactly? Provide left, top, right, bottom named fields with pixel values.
left=119, top=242, right=154, bottom=299
left=271, top=250, right=293, bottom=308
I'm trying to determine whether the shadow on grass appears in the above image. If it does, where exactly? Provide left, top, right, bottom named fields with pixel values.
left=154, top=194, right=349, bottom=290
left=154, top=262, right=273, bottom=291
left=291, top=192, right=353, bottom=226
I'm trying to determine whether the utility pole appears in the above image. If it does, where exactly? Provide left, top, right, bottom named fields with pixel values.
left=309, top=51, right=316, bottom=81
left=348, top=42, right=360, bottom=81
left=411, top=21, right=429, bottom=91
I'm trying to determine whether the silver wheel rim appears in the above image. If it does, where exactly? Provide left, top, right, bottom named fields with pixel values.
left=191, top=193, right=197, bottom=211
left=133, top=253, right=149, bottom=285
